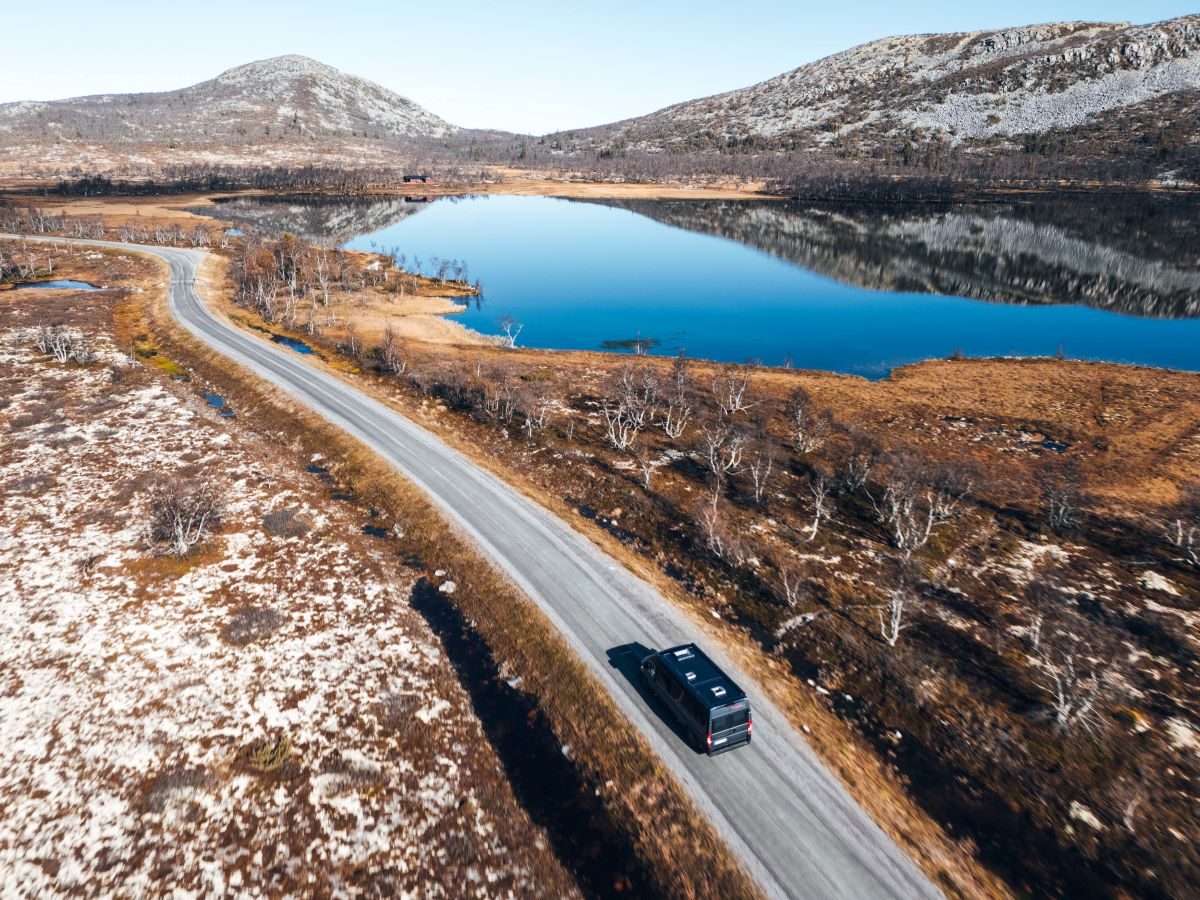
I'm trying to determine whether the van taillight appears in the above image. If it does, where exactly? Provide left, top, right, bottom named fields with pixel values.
left=747, top=717, right=753, bottom=735
left=706, top=732, right=713, bottom=748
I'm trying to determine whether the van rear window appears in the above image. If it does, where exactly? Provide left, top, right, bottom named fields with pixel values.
left=710, top=707, right=750, bottom=732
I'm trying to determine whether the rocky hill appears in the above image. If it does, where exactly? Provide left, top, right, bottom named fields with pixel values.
left=554, top=16, right=1200, bottom=171
left=0, top=55, right=457, bottom=167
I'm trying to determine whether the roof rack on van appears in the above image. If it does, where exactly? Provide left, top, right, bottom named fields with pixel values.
left=655, top=643, right=747, bottom=711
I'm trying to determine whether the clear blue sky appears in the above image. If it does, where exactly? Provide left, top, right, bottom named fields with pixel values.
left=1, top=1, right=1193, bottom=133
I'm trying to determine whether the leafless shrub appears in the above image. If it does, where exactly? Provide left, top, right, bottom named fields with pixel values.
left=8, top=401, right=60, bottom=430
left=262, top=506, right=311, bottom=538
left=474, top=367, right=517, bottom=423
left=776, top=559, right=807, bottom=608
left=615, top=365, right=657, bottom=430
left=1023, top=578, right=1063, bottom=653
left=498, top=314, right=523, bottom=349
left=147, top=477, right=224, bottom=556
left=380, top=692, right=416, bottom=730
left=1162, top=487, right=1198, bottom=567
left=221, top=607, right=286, bottom=646
left=33, top=323, right=91, bottom=364
left=319, top=750, right=387, bottom=787
left=711, top=364, right=755, bottom=416
left=697, top=496, right=748, bottom=564
left=744, top=438, right=776, bottom=504
left=380, top=322, right=407, bottom=375
left=341, top=322, right=364, bottom=360
left=798, top=471, right=832, bottom=542
left=658, top=353, right=693, bottom=439
left=879, top=588, right=914, bottom=647
left=145, top=766, right=213, bottom=814
left=841, top=430, right=880, bottom=492
left=187, top=225, right=211, bottom=248
left=870, top=454, right=973, bottom=553
left=787, top=388, right=832, bottom=453
left=601, top=400, right=638, bottom=451
left=4, top=472, right=52, bottom=494
left=699, top=421, right=747, bottom=481
left=633, top=447, right=656, bottom=489
left=1036, top=635, right=1113, bottom=735
left=1040, top=460, right=1084, bottom=533
left=518, top=382, right=555, bottom=438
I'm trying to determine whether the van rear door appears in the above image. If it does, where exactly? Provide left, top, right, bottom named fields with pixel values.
left=707, top=700, right=751, bottom=752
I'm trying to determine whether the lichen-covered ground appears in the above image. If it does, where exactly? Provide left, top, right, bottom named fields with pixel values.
left=0, top=247, right=575, bottom=897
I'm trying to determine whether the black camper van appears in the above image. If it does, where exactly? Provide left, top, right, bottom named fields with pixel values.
left=640, top=644, right=752, bottom=755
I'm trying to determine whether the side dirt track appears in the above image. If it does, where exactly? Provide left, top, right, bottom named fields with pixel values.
left=4, top=238, right=940, bottom=900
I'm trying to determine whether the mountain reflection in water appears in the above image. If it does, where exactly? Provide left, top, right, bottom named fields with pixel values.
left=600, top=195, right=1200, bottom=319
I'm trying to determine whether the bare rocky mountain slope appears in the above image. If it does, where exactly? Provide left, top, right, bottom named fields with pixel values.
left=0, top=55, right=456, bottom=162
left=554, top=16, right=1200, bottom=163
left=2, top=19, right=1198, bottom=179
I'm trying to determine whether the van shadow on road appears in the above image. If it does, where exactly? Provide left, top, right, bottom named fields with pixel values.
left=410, top=581, right=659, bottom=897
left=605, top=642, right=704, bottom=757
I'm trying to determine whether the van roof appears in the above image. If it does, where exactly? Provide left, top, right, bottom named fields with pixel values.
left=657, top=643, right=747, bottom=711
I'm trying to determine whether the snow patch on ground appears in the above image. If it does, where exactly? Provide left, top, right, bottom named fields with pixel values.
left=0, top=329, right=549, bottom=896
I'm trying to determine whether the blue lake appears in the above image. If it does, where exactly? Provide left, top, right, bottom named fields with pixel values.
left=245, top=193, right=1200, bottom=378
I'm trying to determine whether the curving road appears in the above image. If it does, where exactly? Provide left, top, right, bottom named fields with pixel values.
left=14, top=237, right=938, bottom=900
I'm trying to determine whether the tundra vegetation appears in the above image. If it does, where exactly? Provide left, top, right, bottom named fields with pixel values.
left=316, top=330, right=1200, bottom=897
left=5, top=208, right=1199, bottom=898
left=0, top=237, right=759, bottom=899
left=0, top=243, right=587, bottom=896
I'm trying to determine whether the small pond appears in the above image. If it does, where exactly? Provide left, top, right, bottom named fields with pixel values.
left=11, top=279, right=102, bottom=291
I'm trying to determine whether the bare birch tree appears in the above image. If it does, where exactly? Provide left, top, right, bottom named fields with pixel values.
left=712, top=364, right=754, bottom=416
left=615, top=365, right=657, bottom=431
left=601, top=401, right=638, bottom=451
left=872, top=455, right=973, bottom=553
left=498, top=314, right=523, bottom=349
left=633, top=447, right=656, bottom=489
left=879, top=588, right=913, bottom=647
left=697, top=495, right=748, bottom=564
left=1037, top=635, right=1111, bottom=734
left=841, top=430, right=880, bottom=492
left=1040, top=460, right=1084, bottom=534
left=658, top=352, right=694, bottom=439
left=148, top=477, right=224, bottom=557
left=787, top=387, right=832, bottom=453
left=799, top=472, right=831, bottom=542
left=777, top=559, right=806, bottom=608
left=700, top=421, right=747, bottom=483
left=745, top=437, right=776, bottom=505
left=518, top=382, right=555, bottom=438
left=380, top=322, right=407, bottom=375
